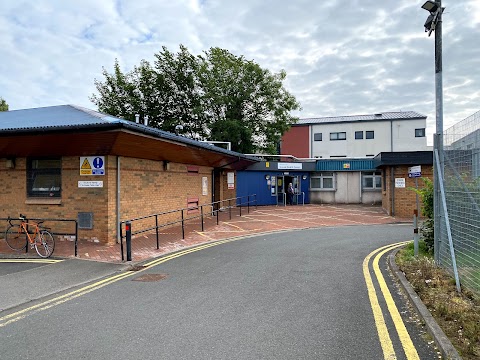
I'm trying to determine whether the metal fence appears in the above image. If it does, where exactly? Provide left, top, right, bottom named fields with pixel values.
left=437, top=110, right=480, bottom=295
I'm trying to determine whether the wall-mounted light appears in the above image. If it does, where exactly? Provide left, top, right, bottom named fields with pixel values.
left=302, top=175, right=307, bottom=180
left=265, top=174, right=270, bottom=180
left=5, top=158, right=15, bottom=169
left=163, top=160, right=170, bottom=171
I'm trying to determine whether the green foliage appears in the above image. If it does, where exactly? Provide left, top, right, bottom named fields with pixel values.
left=90, top=46, right=301, bottom=153
left=0, top=97, right=8, bottom=111
left=411, top=177, right=434, bottom=252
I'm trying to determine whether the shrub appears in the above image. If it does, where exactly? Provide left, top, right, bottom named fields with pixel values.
left=411, top=178, right=434, bottom=252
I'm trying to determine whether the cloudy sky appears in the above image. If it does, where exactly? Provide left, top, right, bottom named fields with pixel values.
left=1, top=0, right=479, bottom=144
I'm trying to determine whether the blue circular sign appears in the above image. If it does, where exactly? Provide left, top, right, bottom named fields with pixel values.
left=93, top=157, right=104, bottom=169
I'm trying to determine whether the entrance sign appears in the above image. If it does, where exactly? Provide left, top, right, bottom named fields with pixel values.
left=408, top=165, right=422, bottom=178
left=278, top=163, right=302, bottom=170
left=395, top=178, right=406, bottom=188
left=80, top=156, right=105, bottom=176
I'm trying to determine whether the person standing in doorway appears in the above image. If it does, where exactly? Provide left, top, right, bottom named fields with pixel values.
left=287, top=183, right=294, bottom=205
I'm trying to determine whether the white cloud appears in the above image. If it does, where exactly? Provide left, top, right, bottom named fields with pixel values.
left=0, top=0, right=479, bottom=146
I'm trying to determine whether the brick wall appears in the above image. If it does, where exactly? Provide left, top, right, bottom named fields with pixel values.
left=0, top=156, right=218, bottom=245
left=381, top=165, right=433, bottom=218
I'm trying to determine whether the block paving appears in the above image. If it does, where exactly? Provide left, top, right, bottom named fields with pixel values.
left=0, top=204, right=410, bottom=264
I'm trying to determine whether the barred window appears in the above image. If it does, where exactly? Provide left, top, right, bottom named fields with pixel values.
left=311, top=172, right=335, bottom=190
left=27, top=158, right=61, bottom=198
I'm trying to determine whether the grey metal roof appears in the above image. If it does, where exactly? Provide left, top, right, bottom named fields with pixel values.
left=0, top=105, right=259, bottom=161
left=296, top=111, right=426, bottom=125
left=0, top=105, right=123, bottom=130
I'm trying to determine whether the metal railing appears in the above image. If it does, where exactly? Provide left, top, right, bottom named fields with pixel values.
left=0, top=216, right=78, bottom=256
left=119, top=195, right=257, bottom=261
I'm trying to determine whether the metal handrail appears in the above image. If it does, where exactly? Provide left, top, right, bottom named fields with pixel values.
left=119, top=195, right=257, bottom=261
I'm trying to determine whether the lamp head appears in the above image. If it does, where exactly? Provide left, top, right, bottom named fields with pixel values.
left=421, top=1, right=439, bottom=13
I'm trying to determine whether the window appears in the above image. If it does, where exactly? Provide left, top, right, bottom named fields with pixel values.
left=330, top=132, right=346, bottom=141
left=415, top=128, right=425, bottom=137
left=366, top=131, right=374, bottom=139
left=27, top=158, right=61, bottom=198
left=362, top=171, right=381, bottom=190
left=313, top=133, right=322, bottom=141
left=355, top=131, right=363, bottom=139
left=310, top=172, right=335, bottom=190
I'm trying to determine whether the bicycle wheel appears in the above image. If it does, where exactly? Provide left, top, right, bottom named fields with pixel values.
left=34, top=230, right=55, bottom=258
left=5, top=225, right=27, bottom=251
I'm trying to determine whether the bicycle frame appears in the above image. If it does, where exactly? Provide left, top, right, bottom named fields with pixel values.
left=18, top=220, right=41, bottom=245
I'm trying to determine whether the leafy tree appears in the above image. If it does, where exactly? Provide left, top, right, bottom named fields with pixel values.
left=0, top=97, right=8, bottom=111
left=90, top=46, right=300, bottom=153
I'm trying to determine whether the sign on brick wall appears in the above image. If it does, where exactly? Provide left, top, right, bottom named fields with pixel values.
left=80, top=156, right=105, bottom=176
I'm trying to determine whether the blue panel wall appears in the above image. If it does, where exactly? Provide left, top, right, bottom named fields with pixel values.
left=236, top=171, right=310, bottom=206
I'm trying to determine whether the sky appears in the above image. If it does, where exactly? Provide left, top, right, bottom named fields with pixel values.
left=1, top=0, right=479, bottom=144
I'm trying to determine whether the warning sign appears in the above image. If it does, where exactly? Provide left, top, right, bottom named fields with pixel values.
left=80, top=156, right=105, bottom=176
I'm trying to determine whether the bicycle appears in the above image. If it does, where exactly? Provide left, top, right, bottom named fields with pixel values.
left=5, top=214, right=55, bottom=258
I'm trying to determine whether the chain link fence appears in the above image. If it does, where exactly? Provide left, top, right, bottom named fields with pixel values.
left=437, top=110, right=480, bottom=296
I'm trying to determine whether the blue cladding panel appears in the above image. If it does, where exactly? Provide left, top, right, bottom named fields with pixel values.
left=315, top=159, right=375, bottom=171
left=236, top=171, right=310, bottom=206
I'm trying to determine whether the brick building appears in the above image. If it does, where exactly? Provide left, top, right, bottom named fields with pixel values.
left=374, top=151, right=434, bottom=217
left=0, top=105, right=258, bottom=244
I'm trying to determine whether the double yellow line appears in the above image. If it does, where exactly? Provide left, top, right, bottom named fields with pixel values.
left=363, top=241, right=420, bottom=360
left=0, top=237, right=246, bottom=327
left=0, top=259, right=63, bottom=264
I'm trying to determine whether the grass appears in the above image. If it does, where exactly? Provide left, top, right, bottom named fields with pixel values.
left=396, top=241, right=480, bottom=360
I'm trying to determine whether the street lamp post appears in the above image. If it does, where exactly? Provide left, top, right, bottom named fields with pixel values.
left=421, top=1, right=445, bottom=263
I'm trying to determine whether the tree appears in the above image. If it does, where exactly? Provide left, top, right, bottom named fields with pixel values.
left=90, top=46, right=300, bottom=153
left=0, top=98, right=8, bottom=111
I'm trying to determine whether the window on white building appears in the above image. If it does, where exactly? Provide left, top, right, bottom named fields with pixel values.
left=415, top=128, right=426, bottom=137
left=314, top=133, right=322, bottom=141
left=311, top=172, right=335, bottom=190
left=330, top=132, right=346, bottom=141
left=362, top=171, right=381, bottom=190
left=355, top=131, right=363, bottom=139
left=366, top=131, right=374, bottom=139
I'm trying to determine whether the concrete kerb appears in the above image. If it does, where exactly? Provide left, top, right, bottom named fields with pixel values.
left=388, top=248, right=462, bottom=360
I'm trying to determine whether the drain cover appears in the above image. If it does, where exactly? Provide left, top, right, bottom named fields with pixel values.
left=132, top=273, right=168, bottom=282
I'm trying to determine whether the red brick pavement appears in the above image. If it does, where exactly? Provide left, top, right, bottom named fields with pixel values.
left=0, top=204, right=409, bottom=263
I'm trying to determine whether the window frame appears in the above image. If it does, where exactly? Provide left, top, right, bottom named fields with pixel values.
left=313, top=133, right=322, bottom=141
left=310, top=172, right=335, bottom=190
left=26, top=158, right=62, bottom=198
left=365, top=131, right=374, bottom=139
left=362, top=171, right=382, bottom=190
left=415, top=128, right=426, bottom=137
left=355, top=131, right=363, bottom=140
left=330, top=132, right=347, bottom=141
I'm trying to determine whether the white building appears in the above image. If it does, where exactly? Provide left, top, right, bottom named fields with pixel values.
left=281, top=111, right=429, bottom=159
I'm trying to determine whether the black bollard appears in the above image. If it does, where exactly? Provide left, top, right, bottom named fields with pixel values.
left=126, top=221, right=132, bottom=261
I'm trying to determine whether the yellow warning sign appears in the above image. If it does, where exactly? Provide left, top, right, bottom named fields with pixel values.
left=80, top=156, right=105, bottom=176
left=81, top=158, right=91, bottom=170
left=80, top=157, right=92, bottom=175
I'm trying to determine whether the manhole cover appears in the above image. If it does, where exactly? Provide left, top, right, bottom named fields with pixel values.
left=132, top=273, right=168, bottom=282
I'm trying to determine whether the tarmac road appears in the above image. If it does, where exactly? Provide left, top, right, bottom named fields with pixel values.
left=0, top=224, right=439, bottom=359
